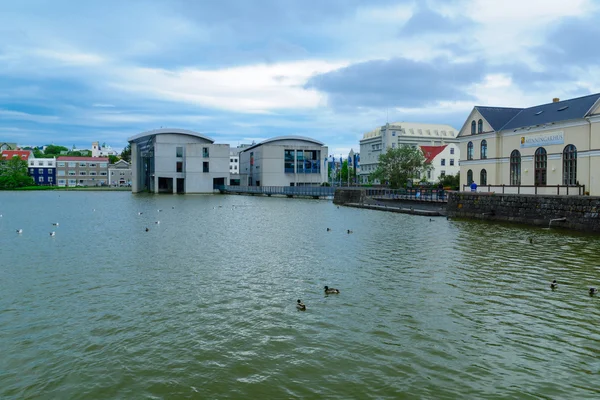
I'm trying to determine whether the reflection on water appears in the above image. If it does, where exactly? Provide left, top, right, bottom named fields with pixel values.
left=1, top=191, right=600, bottom=399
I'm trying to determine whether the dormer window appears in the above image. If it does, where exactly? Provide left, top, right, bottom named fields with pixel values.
left=471, top=120, right=476, bottom=134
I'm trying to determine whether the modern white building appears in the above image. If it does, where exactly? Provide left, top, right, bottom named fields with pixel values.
left=419, top=144, right=460, bottom=182
left=92, top=141, right=119, bottom=157
left=128, top=128, right=230, bottom=194
left=238, top=136, right=328, bottom=186
left=359, top=122, right=459, bottom=183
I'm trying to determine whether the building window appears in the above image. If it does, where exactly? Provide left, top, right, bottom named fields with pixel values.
left=89, top=163, right=97, bottom=167
left=38, top=176, right=44, bottom=183
left=510, top=150, right=521, bottom=185
left=68, top=171, right=76, bottom=176
left=176, top=147, right=183, bottom=157
left=79, top=171, right=87, bottom=175
left=176, top=161, right=183, bottom=173
left=203, top=147, right=209, bottom=158
left=29, top=168, right=34, bottom=174
left=480, top=169, right=487, bottom=185
left=284, top=149, right=294, bottom=173
left=58, top=179, right=66, bottom=185
left=234, top=165, right=237, bottom=170
left=89, top=172, right=97, bottom=176
left=467, top=142, right=473, bottom=160
left=68, top=162, right=76, bottom=167
left=203, top=162, right=209, bottom=173
left=450, top=147, right=454, bottom=155
left=38, top=161, right=43, bottom=166
left=481, top=140, right=487, bottom=159
left=534, top=147, right=547, bottom=186
left=416, top=171, right=421, bottom=179
left=100, top=172, right=107, bottom=176
left=450, top=159, right=455, bottom=166
left=79, top=162, right=86, bottom=167
left=99, top=163, right=107, bottom=168
left=467, top=169, right=473, bottom=185
left=58, top=171, right=65, bottom=176
left=427, top=170, right=431, bottom=179
left=471, top=120, right=476, bottom=134
left=392, top=143, right=396, bottom=148
left=478, top=119, right=483, bottom=133
left=230, top=158, right=233, bottom=163
left=563, top=144, right=577, bottom=185
left=440, top=170, right=446, bottom=177
left=48, top=177, right=53, bottom=183
left=58, top=162, right=65, bottom=167
left=441, top=158, right=446, bottom=166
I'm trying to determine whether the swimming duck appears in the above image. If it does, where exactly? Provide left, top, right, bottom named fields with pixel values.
left=138, top=212, right=143, bottom=215
left=327, top=228, right=331, bottom=231
left=145, top=227, right=149, bottom=232
left=590, top=287, right=598, bottom=295
left=324, top=286, right=340, bottom=294
left=52, top=222, right=59, bottom=226
left=550, top=280, right=558, bottom=289
left=16, top=229, right=22, bottom=234
left=347, top=229, right=353, bottom=234
left=296, top=299, right=306, bottom=310
left=157, top=209, right=162, bottom=212
left=155, top=221, right=160, bottom=224
left=50, top=231, right=55, bottom=236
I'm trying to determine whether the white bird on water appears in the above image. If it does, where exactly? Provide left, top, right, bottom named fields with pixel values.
left=50, top=231, right=56, bottom=236
left=16, top=229, right=22, bottom=234
left=52, top=222, right=59, bottom=226
left=155, top=221, right=160, bottom=224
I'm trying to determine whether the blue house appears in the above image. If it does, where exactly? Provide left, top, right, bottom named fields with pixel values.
left=28, top=158, right=57, bottom=186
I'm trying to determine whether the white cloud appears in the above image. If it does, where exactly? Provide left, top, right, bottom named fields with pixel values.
left=109, top=60, right=349, bottom=113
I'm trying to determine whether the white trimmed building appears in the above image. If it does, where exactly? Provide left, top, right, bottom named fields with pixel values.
left=359, top=122, right=459, bottom=183
left=458, top=93, right=600, bottom=195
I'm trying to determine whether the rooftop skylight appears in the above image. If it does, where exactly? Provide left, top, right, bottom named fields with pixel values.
left=558, top=106, right=569, bottom=111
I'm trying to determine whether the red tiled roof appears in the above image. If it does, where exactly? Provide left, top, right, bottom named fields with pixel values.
left=1, top=150, right=32, bottom=160
left=420, top=145, right=447, bottom=163
left=57, top=156, right=109, bottom=161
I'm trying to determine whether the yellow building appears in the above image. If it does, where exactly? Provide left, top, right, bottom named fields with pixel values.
left=458, top=93, right=600, bottom=196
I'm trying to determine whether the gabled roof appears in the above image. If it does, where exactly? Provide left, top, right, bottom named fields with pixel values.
left=420, top=145, right=447, bottom=163
left=475, top=107, right=524, bottom=131
left=501, top=93, right=600, bottom=131
left=57, top=156, right=109, bottom=161
left=1, top=150, right=32, bottom=160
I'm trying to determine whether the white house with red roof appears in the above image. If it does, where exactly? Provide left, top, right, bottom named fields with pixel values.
left=419, top=144, right=460, bottom=183
left=1, top=150, right=33, bottom=161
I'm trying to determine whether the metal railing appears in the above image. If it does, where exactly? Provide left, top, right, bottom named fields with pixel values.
left=222, top=185, right=335, bottom=197
left=366, top=188, right=449, bottom=202
left=461, top=184, right=586, bottom=196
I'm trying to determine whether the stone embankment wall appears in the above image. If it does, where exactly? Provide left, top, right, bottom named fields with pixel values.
left=447, top=192, right=600, bottom=232
left=333, top=189, right=366, bottom=205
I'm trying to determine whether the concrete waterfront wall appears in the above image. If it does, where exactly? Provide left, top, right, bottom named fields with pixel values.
left=447, top=192, right=600, bottom=232
left=333, top=188, right=366, bottom=205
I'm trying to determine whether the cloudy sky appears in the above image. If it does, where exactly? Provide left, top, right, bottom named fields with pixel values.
left=1, top=0, right=599, bottom=155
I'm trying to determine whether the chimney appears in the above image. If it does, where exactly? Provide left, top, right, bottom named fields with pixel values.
left=553, top=98, right=560, bottom=103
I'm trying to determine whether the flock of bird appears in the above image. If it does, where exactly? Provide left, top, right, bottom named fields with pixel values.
left=549, top=279, right=598, bottom=296
left=296, top=286, right=341, bottom=311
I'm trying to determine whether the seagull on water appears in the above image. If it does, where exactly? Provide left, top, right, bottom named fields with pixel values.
left=50, top=231, right=55, bottom=236
left=16, top=229, right=23, bottom=234
left=52, top=222, right=59, bottom=226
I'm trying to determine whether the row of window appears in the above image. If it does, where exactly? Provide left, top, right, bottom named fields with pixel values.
left=229, top=165, right=238, bottom=170
left=440, top=159, right=455, bottom=166
left=57, top=179, right=107, bottom=185
left=57, top=162, right=108, bottom=168
left=471, top=119, right=484, bottom=135
left=467, top=144, right=578, bottom=186
left=57, top=171, right=107, bottom=176
left=230, top=158, right=238, bottom=163
left=29, top=161, right=55, bottom=167
left=466, top=140, right=487, bottom=160
left=37, top=176, right=53, bottom=183
left=175, top=162, right=210, bottom=173
left=176, top=147, right=210, bottom=157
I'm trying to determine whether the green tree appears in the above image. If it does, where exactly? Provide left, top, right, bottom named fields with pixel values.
left=370, top=145, right=431, bottom=189
left=340, top=160, right=354, bottom=184
left=44, top=144, right=69, bottom=156
left=108, top=155, right=119, bottom=164
left=0, top=156, right=35, bottom=189
left=121, top=143, right=131, bottom=162
left=439, top=172, right=460, bottom=190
